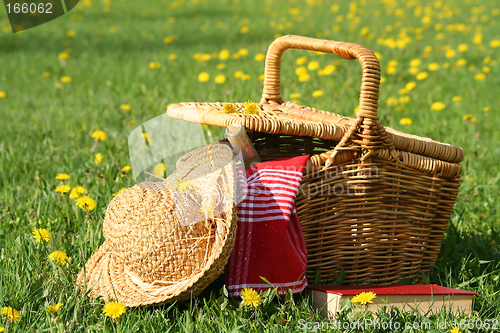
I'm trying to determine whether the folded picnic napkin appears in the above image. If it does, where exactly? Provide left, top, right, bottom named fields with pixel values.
left=226, top=155, right=310, bottom=296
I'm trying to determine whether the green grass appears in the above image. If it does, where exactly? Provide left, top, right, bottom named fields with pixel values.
left=1, top=0, right=500, bottom=331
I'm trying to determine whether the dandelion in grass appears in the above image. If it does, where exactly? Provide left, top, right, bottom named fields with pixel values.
left=351, top=291, right=376, bottom=305
left=475, top=73, right=486, bottom=81
left=483, top=107, right=489, bottom=112
left=240, top=26, right=249, bottom=33
left=169, top=54, right=177, bottom=60
left=290, top=93, right=301, bottom=99
left=215, top=74, right=226, bottom=84
left=55, top=173, right=70, bottom=180
left=219, top=49, right=230, bottom=60
left=95, top=153, right=103, bottom=164
left=354, top=106, right=359, bottom=116
left=238, top=48, right=249, bottom=56
left=295, top=56, right=308, bottom=65
left=0, top=326, right=4, bottom=332
left=54, top=83, right=62, bottom=89
left=49, top=251, right=68, bottom=265
left=386, top=66, right=397, bottom=75
left=121, top=165, right=131, bottom=173
left=463, top=114, right=477, bottom=123
left=33, top=228, right=51, bottom=243
left=450, top=327, right=461, bottom=333
left=58, top=52, right=69, bottom=60
left=113, top=188, right=127, bottom=197
left=241, top=288, right=262, bottom=308
left=312, top=90, right=323, bottom=98
left=91, top=130, right=106, bottom=141
left=258, top=74, right=265, bottom=81
left=1, top=307, right=20, bottom=323
left=416, top=72, right=428, bottom=80
left=148, top=62, right=161, bottom=69
left=60, top=76, right=71, bottom=83
left=408, top=67, right=419, bottom=75
left=44, top=303, right=63, bottom=314
left=323, top=64, right=335, bottom=75
left=431, top=102, right=446, bottom=111
left=254, top=53, right=265, bottom=61
left=428, top=63, right=439, bottom=71
left=307, top=61, right=319, bottom=70
left=298, top=73, right=310, bottom=82
left=42, top=72, right=50, bottom=78
left=103, top=301, right=126, bottom=319
left=400, top=118, right=412, bottom=125
left=409, top=59, right=421, bottom=67
left=216, top=63, right=226, bottom=70
left=458, top=44, right=468, bottom=52
left=0, top=91, right=6, bottom=99
left=198, top=72, right=210, bottom=82
left=455, top=59, right=467, bottom=67
left=69, top=186, right=87, bottom=199
left=55, top=185, right=70, bottom=194
left=75, top=196, right=97, bottom=211
left=120, top=104, right=131, bottom=111
left=234, top=70, right=244, bottom=78
left=405, top=81, right=416, bottom=91
left=452, top=96, right=462, bottom=102
left=490, top=39, right=500, bottom=48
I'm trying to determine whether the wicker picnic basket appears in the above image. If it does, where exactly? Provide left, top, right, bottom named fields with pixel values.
left=167, top=35, right=464, bottom=284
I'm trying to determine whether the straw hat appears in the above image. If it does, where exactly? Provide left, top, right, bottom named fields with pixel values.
left=77, top=143, right=238, bottom=307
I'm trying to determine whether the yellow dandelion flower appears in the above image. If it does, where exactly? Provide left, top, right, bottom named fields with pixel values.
left=458, top=44, right=468, bottom=52
left=60, top=76, right=71, bottom=83
left=254, top=53, right=265, bottom=61
left=482, top=66, right=490, bottom=73
left=198, top=72, right=210, bottom=82
left=216, top=63, right=226, bottom=70
left=109, top=27, right=117, bottom=33
left=295, top=67, right=307, bottom=76
left=241, top=288, right=262, bottom=308
left=388, top=60, right=398, bottom=67
left=399, top=96, right=410, bottom=104
left=242, top=74, right=251, bottom=80
left=374, top=51, right=382, bottom=60
left=483, top=107, right=490, bottom=112
left=112, top=188, right=127, bottom=197
left=55, top=173, right=70, bottom=180
left=219, top=49, right=230, bottom=60
left=95, top=153, right=103, bottom=164
left=121, top=165, right=131, bottom=173
left=58, top=52, right=69, bottom=60
left=490, top=39, right=500, bottom=48
left=351, top=291, right=376, bottom=305
left=92, top=130, right=106, bottom=141
left=103, top=301, right=126, bottom=319
left=386, top=66, right=397, bottom=75
left=1, top=307, right=20, bottom=323
left=233, top=70, right=244, bottom=78
left=427, top=63, right=439, bottom=71
left=148, top=62, right=161, bottom=69
left=120, top=104, right=131, bottom=111
left=238, top=48, right=249, bottom=56
left=44, top=303, right=63, bottom=314
left=354, top=106, right=359, bottom=116
left=42, top=72, right=50, bottom=78
left=153, top=163, right=165, bottom=178
left=69, top=186, right=87, bottom=199
left=240, top=26, right=249, bottom=33
left=323, top=64, right=336, bottom=75
left=169, top=53, right=177, bottom=60
left=49, top=251, right=68, bottom=265
left=33, top=228, right=51, bottom=243
left=75, top=196, right=96, bottom=211
left=67, top=29, right=76, bottom=37
left=0, top=326, right=4, bottom=332
left=298, top=73, right=310, bottom=82
left=54, top=83, right=62, bottom=89
left=295, top=56, right=308, bottom=65
left=445, top=49, right=456, bottom=58
left=431, top=102, right=446, bottom=111
left=307, top=61, right=319, bottom=70
left=450, top=327, right=461, bottom=333
left=473, top=33, right=482, bottom=44
left=405, top=81, right=416, bottom=91
left=380, top=77, right=387, bottom=83
left=400, top=118, right=412, bottom=125
left=408, top=67, right=419, bottom=75
left=312, top=90, right=323, bottom=98
left=452, top=96, right=462, bottom=102
left=463, top=114, right=474, bottom=121
left=55, top=185, right=70, bottom=194
left=215, top=74, right=226, bottom=84
left=475, top=73, right=486, bottom=81
left=243, top=100, right=259, bottom=115
left=223, top=103, right=237, bottom=114
left=258, top=74, right=265, bottom=81
left=387, top=97, right=399, bottom=106
left=416, top=72, right=428, bottom=80
left=290, top=93, right=301, bottom=99
left=410, top=59, right=421, bottom=67
left=398, top=88, right=408, bottom=95
left=455, top=59, right=467, bottom=67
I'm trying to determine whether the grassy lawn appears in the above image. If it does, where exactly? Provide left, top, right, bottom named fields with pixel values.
left=1, top=0, right=499, bottom=331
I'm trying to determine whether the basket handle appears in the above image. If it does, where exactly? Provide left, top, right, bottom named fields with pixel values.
left=261, top=35, right=396, bottom=167
left=261, top=35, right=380, bottom=118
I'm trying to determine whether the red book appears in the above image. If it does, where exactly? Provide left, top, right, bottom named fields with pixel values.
left=307, top=284, right=478, bottom=318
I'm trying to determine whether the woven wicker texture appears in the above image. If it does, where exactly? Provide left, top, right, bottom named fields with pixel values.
left=166, top=35, right=464, bottom=284
left=77, top=144, right=238, bottom=306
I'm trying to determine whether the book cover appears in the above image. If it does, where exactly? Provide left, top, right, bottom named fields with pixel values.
left=307, top=284, right=478, bottom=318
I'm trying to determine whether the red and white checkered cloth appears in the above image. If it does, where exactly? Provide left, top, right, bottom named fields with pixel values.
left=226, top=155, right=310, bottom=296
